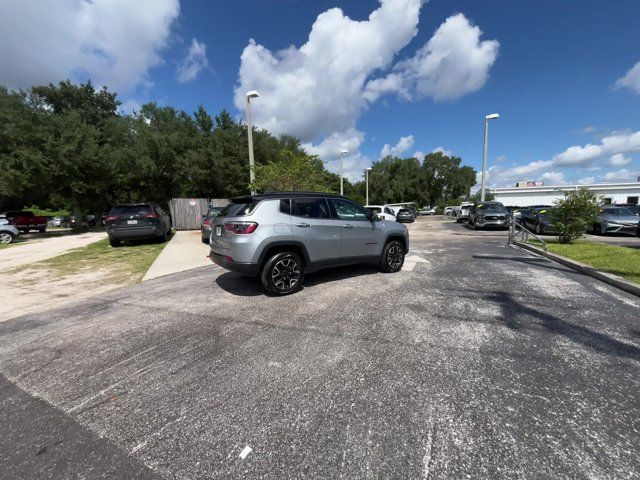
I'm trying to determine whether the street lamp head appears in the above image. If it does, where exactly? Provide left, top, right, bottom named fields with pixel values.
left=340, top=149, right=349, bottom=156
left=366, top=167, right=372, bottom=171
left=246, top=90, right=260, bottom=99
left=485, top=113, right=500, bottom=120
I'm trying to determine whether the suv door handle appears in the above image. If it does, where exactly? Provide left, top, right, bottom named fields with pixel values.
left=342, top=224, right=353, bottom=229
left=296, top=222, right=310, bottom=228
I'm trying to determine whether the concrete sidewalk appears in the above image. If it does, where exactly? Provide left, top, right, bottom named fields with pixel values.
left=143, top=230, right=211, bottom=281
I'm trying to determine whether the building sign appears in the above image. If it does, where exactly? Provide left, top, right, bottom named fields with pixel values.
left=516, top=181, right=544, bottom=187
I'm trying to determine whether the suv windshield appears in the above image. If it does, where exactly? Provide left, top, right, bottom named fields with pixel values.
left=207, top=207, right=224, bottom=217
left=111, top=205, right=151, bottom=215
left=477, top=203, right=506, bottom=213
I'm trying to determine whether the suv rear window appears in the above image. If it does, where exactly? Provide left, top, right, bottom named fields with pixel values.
left=219, top=200, right=259, bottom=217
left=291, top=198, right=331, bottom=219
left=111, top=205, right=152, bottom=215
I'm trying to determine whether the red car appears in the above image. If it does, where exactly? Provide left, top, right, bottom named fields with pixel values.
left=3, top=210, right=48, bottom=233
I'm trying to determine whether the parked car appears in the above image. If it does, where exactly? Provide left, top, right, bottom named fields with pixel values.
left=201, top=206, right=225, bottom=243
left=468, top=202, right=509, bottom=230
left=60, top=216, right=77, bottom=228
left=505, top=206, right=523, bottom=219
left=455, top=202, right=474, bottom=223
left=209, top=192, right=409, bottom=295
left=419, top=207, right=436, bottom=215
left=395, top=208, right=415, bottom=223
left=3, top=210, right=48, bottom=233
left=591, top=206, right=640, bottom=235
left=444, top=206, right=456, bottom=217
left=0, top=218, right=20, bottom=244
left=520, top=207, right=557, bottom=234
left=47, top=217, right=62, bottom=227
left=364, top=205, right=396, bottom=221
left=105, top=203, right=172, bottom=247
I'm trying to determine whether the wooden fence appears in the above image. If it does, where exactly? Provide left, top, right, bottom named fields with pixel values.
left=169, top=198, right=229, bottom=230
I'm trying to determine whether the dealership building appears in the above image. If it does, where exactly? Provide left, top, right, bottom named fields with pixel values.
left=490, top=181, right=640, bottom=207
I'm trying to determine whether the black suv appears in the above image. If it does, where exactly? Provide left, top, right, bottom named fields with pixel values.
left=105, top=203, right=172, bottom=247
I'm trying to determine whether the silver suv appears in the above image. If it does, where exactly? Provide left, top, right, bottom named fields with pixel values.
left=209, top=192, right=409, bottom=295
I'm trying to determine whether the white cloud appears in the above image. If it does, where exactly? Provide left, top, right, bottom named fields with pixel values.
left=609, top=153, right=631, bottom=167
left=431, top=146, right=452, bottom=157
left=0, top=0, right=180, bottom=93
left=234, top=0, right=422, bottom=143
left=540, top=171, right=566, bottom=185
left=365, top=13, right=499, bottom=102
left=603, top=168, right=636, bottom=182
left=495, top=155, right=508, bottom=162
left=380, top=135, right=414, bottom=158
left=118, top=99, right=142, bottom=115
left=303, top=129, right=368, bottom=181
left=615, top=60, right=640, bottom=94
left=487, top=130, right=640, bottom=187
left=413, top=150, right=425, bottom=160
left=577, top=177, right=595, bottom=185
left=177, top=38, right=209, bottom=83
left=553, top=131, right=640, bottom=167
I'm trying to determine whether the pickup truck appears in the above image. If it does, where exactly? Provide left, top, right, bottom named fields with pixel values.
left=3, top=210, right=48, bottom=233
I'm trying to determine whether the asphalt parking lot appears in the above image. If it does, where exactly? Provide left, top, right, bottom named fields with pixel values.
left=1, top=217, right=639, bottom=479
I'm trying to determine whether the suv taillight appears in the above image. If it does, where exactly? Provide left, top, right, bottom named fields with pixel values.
left=203, top=219, right=211, bottom=226
left=144, top=212, right=159, bottom=218
left=105, top=215, right=120, bottom=222
left=224, top=222, right=258, bottom=234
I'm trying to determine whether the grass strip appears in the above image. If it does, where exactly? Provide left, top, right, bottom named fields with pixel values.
left=526, top=239, right=640, bottom=284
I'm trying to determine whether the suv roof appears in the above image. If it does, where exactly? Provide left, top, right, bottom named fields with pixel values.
left=231, top=192, right=346, bottom=202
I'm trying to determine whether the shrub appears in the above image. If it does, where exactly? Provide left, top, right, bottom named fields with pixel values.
left=550, top=189, right=602, bottom=244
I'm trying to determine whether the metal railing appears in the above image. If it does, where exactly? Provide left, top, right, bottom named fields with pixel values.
left=507, top=217, right=548, bottom=255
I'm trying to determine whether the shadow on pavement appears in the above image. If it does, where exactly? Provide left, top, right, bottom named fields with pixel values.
left=464, top=288, right=640, bottom=361
left=215, top=264, right=379, bottom=297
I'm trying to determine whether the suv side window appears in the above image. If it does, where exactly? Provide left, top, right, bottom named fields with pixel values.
left=279, top=199, right=291, bottom=215
left=329, top=199, right=370, bottom=221
left=291, top=198, right=331, bottom=219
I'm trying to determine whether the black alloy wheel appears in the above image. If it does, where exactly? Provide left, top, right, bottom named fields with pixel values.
left=261, top=252, right=305, bottom=295
left=380, top=240, right=405, bottom=273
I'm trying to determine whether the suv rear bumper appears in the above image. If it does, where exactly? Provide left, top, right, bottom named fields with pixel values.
left=108, top=225, right=161, bottom=240
left=209, top=252, right=260, bottom=276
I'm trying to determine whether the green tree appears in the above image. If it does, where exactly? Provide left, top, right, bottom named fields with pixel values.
left=422, top=152, right=476, bottom=207
left=550, top=188, right=602, bottom=244
left=252, top=150, right=333, bottom=192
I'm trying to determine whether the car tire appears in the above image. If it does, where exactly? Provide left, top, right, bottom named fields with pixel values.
left=109, top=238, right=121, bottom=248
left=202, top=237, right=209, bottom=244
left=599, top=223, right=607, bottom=235
left=261, top=251, right=305, bottom=296
left=38, top=228, right=46, bottom=233
left=379, top=240, right=405, bottom=273
left=0, top=231, right=16, bottom=244
left=535, top=223, right=542, bottom=235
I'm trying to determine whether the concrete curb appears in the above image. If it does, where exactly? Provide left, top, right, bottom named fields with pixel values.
left=513, top=241, right=640, bottom=297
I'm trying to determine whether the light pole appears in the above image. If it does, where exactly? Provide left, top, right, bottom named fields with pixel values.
left=246, top=90, right=260, bottom=194
left=340, top=149, right=348, bottom=195
left=481, top=113, right=499, bottom=202
left=365, top=167, right=372, bottom=205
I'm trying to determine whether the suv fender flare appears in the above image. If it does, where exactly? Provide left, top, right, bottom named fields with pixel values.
left=256, top=241, right=312, bottom=272
left=383, top=233, right=408, bottom=253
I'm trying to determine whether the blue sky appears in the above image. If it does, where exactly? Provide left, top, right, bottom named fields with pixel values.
left=2, top=0, right=640, bottom=187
